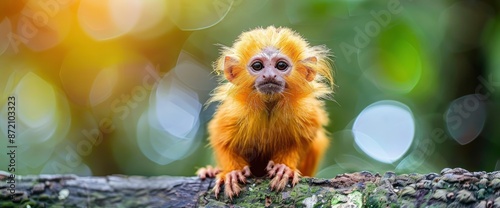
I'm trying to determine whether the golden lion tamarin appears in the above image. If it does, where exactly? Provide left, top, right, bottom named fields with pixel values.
left=197, top=26, right=334, bottom=199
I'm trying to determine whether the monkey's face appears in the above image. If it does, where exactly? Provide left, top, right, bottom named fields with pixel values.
left=221, top=27, right=330, bottom=100
left=247, top=47, right=291, bottom=95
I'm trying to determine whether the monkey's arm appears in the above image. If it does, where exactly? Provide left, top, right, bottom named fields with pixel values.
left=212, top=145, right=252, bottom=199
left=213, top=146, right=249, bottom=173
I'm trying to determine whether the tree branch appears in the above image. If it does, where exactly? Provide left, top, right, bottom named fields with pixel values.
left=1, top=168, right=499, bottom=207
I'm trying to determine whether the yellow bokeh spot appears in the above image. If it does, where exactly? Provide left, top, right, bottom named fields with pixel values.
left=89, top=66, right=118, bottom=106
left=15, top=72, right=57, bottom=128
left=373, top=23, right=423, bottom=94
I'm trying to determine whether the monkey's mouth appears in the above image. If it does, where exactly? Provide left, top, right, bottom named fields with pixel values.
left=257, top=80, right=284, bottom=94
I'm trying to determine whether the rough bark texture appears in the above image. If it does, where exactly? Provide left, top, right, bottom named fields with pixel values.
left=1, top=168, right=499, bottom=207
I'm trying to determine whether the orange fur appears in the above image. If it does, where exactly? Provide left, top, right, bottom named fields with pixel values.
left=207, top=26, right=333, bottom=183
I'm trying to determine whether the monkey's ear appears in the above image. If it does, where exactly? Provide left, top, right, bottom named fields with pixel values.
left=223, top=56, right=238, bottom=82
left=302, top=57, right=317, bottom=82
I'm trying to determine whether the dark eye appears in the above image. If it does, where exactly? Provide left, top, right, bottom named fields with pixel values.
left=251, top=62, right=263, bottom=71
left=276, top=61, right=288, bottom=71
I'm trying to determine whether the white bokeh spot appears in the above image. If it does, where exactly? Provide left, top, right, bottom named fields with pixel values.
left=352, top=100, right=415, bottom=163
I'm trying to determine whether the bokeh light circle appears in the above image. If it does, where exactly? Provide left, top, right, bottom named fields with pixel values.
left=358, top=43, right=422, bottom=94
left=352, top=100, right=415, bottom=163
left=445, top=94, right=487, bottom=145
left=135, top=72, right=203, bottom=165
left=154, top=74, right=202, bottom=138
left=137, top=109, right=200, bottom=166
left=0, top=18, right=12, bottom=55
left=78, top=0, right=141, bottom=40
left=129, top=0, right=167, bottom=32
left=0, top=71, right=71, bottom=170
left=109, top=0, right=142, bottom=34
left=174, top=52, right=217, bottom=91
left=89, top=66, right=119, bottom=106
left=167, top=0, right=232, bottom=31
left=16, top=72, right=57, bottom=130
left=17, top=2, right=72, bottom=51
left=60, top=47, right=150, bottom=106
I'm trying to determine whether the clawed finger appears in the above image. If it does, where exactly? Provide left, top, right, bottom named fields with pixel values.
left=270, top=173, right=289, bottom=191
left=236, top=170, right=246, bottom=184
left=213, top=178, right=223, bottom=199
left=196, top=168, right=207, bottom=179
left=267, top=163, right=301, bottom=191
left=225, top=178, right=239, bottom=199
left=291, top=172, right=300, bottom=186
left=212, top=167, right=252, bottom=200
left=224, top=171, right=244, bottom=199
left=196, top=165, right=221, bottom=180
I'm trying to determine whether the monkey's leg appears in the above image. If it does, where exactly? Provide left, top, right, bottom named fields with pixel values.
left=297, top=132, right=329, bottom=176
left=212, top=148, right=252, bottom=199
left=196, top=165, right=221, bottom=179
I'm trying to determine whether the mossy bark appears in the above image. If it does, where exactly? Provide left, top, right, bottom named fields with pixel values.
left=1, top=168, right=499, bottom=207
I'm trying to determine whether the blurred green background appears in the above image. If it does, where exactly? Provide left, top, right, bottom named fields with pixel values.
left=0, top=0, right=499, bottom=177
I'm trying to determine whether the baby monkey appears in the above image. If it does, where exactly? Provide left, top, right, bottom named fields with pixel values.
left=197, top=26, right=333, bottom=199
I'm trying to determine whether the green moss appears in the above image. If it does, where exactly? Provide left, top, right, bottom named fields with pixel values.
left=0, top=201, right=16, bottom=208
left=365, top=193, right=392, bottom=207
left=310, top=186, right=320, bottom=193
left=427, top=204, right=447, bottom=208
left=476, top=189, right=486, bottom=200
left=313, top=203, right=323, bottom=208
left=390, top=204, right=400, bottom=208
left=290, top=189, right=298, bottom=198
left=490, top=178, right=500, bottom=189
left=349, top=191, right=363, bottom=207
left=90, top=192, right=106, bottom=200
left=408, top=174, right=422, bottom=181
left=40, top=194, right=53, bottom=201
left=397, top=199, right=416, bottom=208
left=20, top=200, right=36, bottom=207
left=331, top=193, right=347, bottom=205
left=330, top=191, right=362, bottom=207
left=364, top=182, right=377, bottom=194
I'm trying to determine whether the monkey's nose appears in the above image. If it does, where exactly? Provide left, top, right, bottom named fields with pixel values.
left=263, top=74, right=277, bottom=79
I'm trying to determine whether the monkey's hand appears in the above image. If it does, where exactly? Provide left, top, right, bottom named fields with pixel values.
left=266, top=160, right=301, bottom=191
left=214, top=166, right=251, bottom=199
left=196, top=165, right=221, bottom=179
